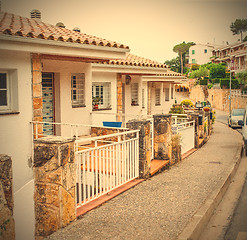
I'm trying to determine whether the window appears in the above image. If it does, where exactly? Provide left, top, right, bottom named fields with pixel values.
left=155, top=88, right=161, bottom=105
left=142, top=88, right=145, bottom=109
left=171, top=86, right=174, bottom=99
left=92, top=82, right=111, bottom=109
left=192, top=50, right=195, bottom=54
left=0, top=73, right=9, bottom=109
left=71, top=73, right=85, bottom=107
left=0, top=71, right=18, bottom=113
left=165, top=88, right=169, bottom=101
left=204, top=49, right=207, bottom=53
left=192, top=59, right=196, bottom=64
left=131, top=83, right=138, bottom=106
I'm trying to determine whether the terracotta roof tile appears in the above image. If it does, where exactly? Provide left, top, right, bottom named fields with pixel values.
left=97, top=53, right=169, bottom=69
left=0, top=11, right=129, bottom=50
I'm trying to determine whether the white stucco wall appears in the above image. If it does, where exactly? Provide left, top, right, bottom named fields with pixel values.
left=0, top=50, right=34, bottom=240
left=42, top=60, right=93, bottom=136
left=189, top=44, right=214, bottom=65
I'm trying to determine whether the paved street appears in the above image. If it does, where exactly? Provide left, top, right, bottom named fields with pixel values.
left=46, top=119, right=242, bottom=240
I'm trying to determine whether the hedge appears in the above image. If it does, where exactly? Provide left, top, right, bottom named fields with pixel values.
left=219, top=79, right=239, bottom=89
left=200, top=79, right=208, bottom=85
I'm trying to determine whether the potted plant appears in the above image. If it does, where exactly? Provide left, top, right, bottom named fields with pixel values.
left=92, top=97, right=101, bottom=110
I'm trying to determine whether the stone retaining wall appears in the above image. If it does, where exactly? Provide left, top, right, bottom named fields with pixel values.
left=33, top=136, right=76, bottom=239
left=0, top=154, right=15, bottom=240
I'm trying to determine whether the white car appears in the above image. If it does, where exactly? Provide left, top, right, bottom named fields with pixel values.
left=228, top=108, right=245, bottom=128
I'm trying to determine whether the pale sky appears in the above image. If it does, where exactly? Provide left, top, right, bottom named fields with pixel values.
left=2, top=0, right=247, bottom=63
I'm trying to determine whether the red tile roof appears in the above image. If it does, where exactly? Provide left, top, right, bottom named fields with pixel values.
left=97, top=53, right=168, bottom=68
left=0, top=12, right=129, bottom=50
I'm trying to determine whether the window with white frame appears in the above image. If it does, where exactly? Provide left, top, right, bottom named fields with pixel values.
left=71, top=73, right=85, bottom=107
left=165, top=88, right=169, bottom=101
left=155, top=88, right=161, bottom=105
left=131, top=83, right=138, bottom=105
left=92, top=82, right=111, bottom=109
left=0, top=72, right=9, bottom=110
left=0, top=71, right=18, bottom=113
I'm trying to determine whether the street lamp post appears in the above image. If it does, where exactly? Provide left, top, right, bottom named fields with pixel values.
left=229, top=59, right=233, bottom=115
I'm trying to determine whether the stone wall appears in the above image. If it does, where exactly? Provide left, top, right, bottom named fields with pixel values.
left=190, top=85, right=247, bottom=112
left=153, top=114, right=172, bottom=161
left=0, top=154, right=15, bottom=240
left=91, top=127, right=125, bottom=142
left=33, top=136, right=76, bottom=239
left=127, top=120, right=151, bottom=178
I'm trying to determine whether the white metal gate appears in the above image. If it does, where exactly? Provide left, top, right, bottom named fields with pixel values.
left=75, top=130, right=140, bottom=208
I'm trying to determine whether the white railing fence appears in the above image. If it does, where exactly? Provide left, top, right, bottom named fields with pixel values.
left=231, top=90, right=247, bottom=98
left=30, top=121, right=128, bottom=140
left=75, top=129, right=140, bottom=208
left=171, top=114, right=189, bottom=125
left=172, top=120, right=195, bottom=155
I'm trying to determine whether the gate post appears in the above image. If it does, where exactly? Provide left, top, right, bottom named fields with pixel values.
left=33, top=136, right=76, bottom=239
left=188, top=113, right=199, bottom=148
left=127, top=119, right=151, bottom=179
left=153, top=114, right=172, bottom=161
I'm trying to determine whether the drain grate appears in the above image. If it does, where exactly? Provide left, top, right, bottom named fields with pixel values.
left=209, top=161, right=222, bottom=164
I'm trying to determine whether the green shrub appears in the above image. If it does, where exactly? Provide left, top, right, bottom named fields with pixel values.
left=169, top=104, right=185, bottom=114
left=212, top=78, right=220, bottom=84
left=208, top=83, right=213, bottom=89
left=200, top=79, right=208, bottom=85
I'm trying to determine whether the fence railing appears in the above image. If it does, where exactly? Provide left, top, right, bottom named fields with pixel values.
left=30, top=121, right=128, bottom=140
left=231, top=90, right=247, bottom=98
left=75, top=129, right=140, bottom=208
left=171, top=114, right=189, bottom=125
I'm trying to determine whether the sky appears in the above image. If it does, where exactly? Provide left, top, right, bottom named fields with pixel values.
left=2, top=0, right=247, bottom=63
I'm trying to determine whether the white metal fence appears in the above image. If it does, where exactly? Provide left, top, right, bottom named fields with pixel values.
left=75, top=129, right=140, bottom=208
left=172, top=120, right=195, bottom=155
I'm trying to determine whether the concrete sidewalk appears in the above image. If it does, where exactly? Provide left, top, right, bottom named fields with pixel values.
left=46, top=121, right=242, bottom=240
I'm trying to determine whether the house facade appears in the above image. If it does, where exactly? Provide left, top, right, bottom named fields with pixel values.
left=211, top=41, right=247, bottom=73
left=0, top=11, right=129, bottom=240
left=189, top=43, right=216, bottom=66
left=0, top=10, right=186, bottom=240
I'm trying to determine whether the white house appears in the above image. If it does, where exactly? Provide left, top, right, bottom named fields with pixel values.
left=189, top=43, right=216, bottom=65
left=0, top=10, right=129, bottom=240
left=0, top=9, right=186, bottom=240
left=91, top=53, right=186, bottom=126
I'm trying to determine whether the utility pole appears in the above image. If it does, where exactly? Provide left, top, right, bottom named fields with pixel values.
left=229, top=59, right=233, bottom=115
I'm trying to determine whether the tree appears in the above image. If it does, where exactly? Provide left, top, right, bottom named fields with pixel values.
left=190, top=66, right=209, bottom=79
left=164, top=57, right=181, bottom=73
left=236, top=70, right=247, bottom=85
left=209, top=63, right=226, bottom=79
left=173, top=42, right=195, bottom=74
left=230, top=18, right=247, bottom=42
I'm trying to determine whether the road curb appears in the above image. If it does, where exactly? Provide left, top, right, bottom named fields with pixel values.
left=176, top=138, right=243, bottom=240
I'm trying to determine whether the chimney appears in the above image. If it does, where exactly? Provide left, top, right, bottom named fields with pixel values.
left=56, top=22, right=66, bottom=28
left=73, top=27, right=81, bottom=33
left=30, top=9, right=41, bottom=20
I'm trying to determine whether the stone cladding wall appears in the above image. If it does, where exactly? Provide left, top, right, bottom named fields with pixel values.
left=33, top=136, right=76, bottom=239
left=0, top=154, right=15, bottom=240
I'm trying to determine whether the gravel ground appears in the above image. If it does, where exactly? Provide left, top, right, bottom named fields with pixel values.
left=46, top=121, right=242, bottom=240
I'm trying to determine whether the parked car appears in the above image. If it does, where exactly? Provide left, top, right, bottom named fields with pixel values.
left=238, top=108, right=247, bottom=155
left=228, top=108, right=245, bottom=128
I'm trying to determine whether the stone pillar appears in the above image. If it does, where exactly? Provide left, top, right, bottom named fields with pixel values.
left=188, top=113, right=199, bottom=148
left=153, top=114, right=172, bottom=160
left=33, top=136, right=76, bottom=239
left=32, top=54, right=43, bottom=137
left=0, top=155, right=15, bottom=240
left=127, top=119, right=151, bottom=179
left=117, top=73, right=122, bottom=122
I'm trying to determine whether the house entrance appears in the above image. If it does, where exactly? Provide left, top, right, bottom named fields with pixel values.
left=42, top=73, right=54, bottom=135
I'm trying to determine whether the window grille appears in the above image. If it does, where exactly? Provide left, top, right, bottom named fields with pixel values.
left=131, top=83, right=138, bottom=105
left=155, top=88, right=161, bottom=105
left=165, top=88, right=169, bottom=101
left=92, top=82, right=111, bottom=109
left=142, top=88, right=145, bottom=108
left=71, top=73, right=85, bottom=107
left=0, top=72, right=8, bottom=109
